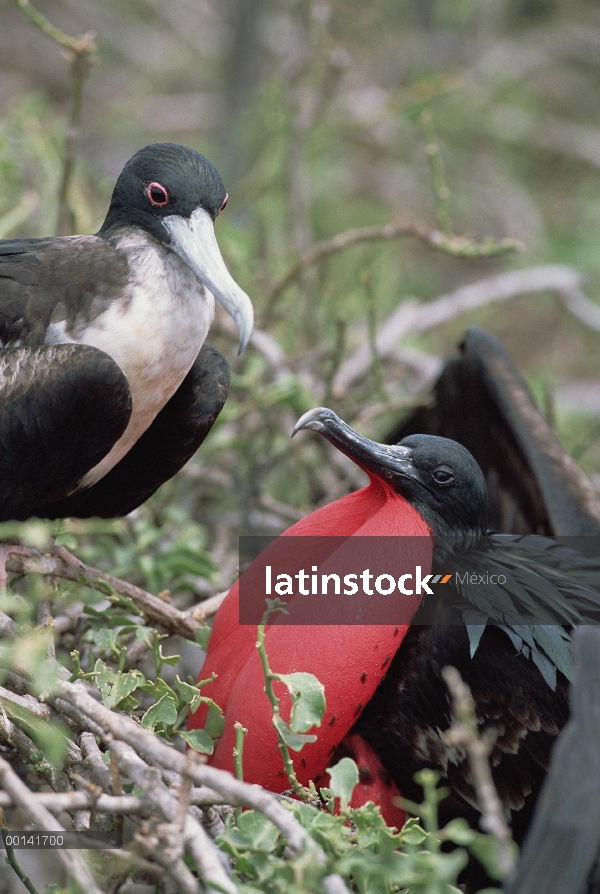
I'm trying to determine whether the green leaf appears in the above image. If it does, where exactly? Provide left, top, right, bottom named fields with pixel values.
left=400, top=819, right=428, bottom=847
left=235, top=811, right=280, bottom=852
left=272, top=715, right=317, bottom=751
left=89, top=628, right=121, bottom=655
left=274, top=671, right=326, bottom=732
left=135, top=627, right=154, bottom=646
left=138, top=678, right=176, bottom=701
left=468, top=833, right=519, bottom=881
left=326, top=757, right=359, bottom=809
left=175, top=676, right=203, bottom=709
left=93, top=659, right=118, bottom=707
left=203, top=700, right=225, bottom=740
left=141, top=694, right=178, bottom=729
left=442, top=818, right=476, bottom=846
left=195, top=625, right=211, bottom=650
left=157, top=644, right=180, bottom=668
left=178, top=728, right=214, bottom=754
left=112, top=670, right=144, bottom=708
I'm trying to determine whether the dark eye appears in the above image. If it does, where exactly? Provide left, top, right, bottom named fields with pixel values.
left=432, top=466, right=455, bottom=486
left=217, top=193, right=228, bottom=215
left=147, top=182, right=169, bottom=206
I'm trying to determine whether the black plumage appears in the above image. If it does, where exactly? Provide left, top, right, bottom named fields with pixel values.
left=0, top=344, right=130, bottom=520
left=388, top=326, right=600, bottom=536
left=38, top=343, right=230, bottom=520
left=379, top=327, right=600, bottom=891
left=0, top=143, right=253, bottom=521
left=506, top=625, right=600, bottom=894
left=295, top=370, right=600, bottom=888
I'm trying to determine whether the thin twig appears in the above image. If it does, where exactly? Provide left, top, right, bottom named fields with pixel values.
left=10, top=0, right=97, bottom=236
left=420, top=110, right=452, bottom=236
left=263, top=218, right=520, bottom=316
left=233, top=722, right=246, bottom=782
left=256, top=620, right=305, bottom=799
left=363, top=270, right=385, bottom=398
left=4, top=547, right=200, bottom=639
left=323, top=313, right=347, bottom=404
left=442, top=666, right=516, bottom=881
left=56, top=39, right=95, bottom=236
left=111, top=741, right=237, bottom=894
left=56, top=679, right=323, bottom=861
left=0, top=787, right=233, bottom=813
left=187, top=590, right=229, bottom=623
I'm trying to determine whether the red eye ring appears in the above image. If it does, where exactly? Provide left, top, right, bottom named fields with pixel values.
left=147, top=182, right=169, bottom=206
left=217, top=193, right=228, bottom=215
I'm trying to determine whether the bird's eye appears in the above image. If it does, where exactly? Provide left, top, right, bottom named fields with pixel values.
left=147, top=182, right=169, bottom=207
left=432, top=466, right=455, bottom=486
left=217, top=193, right=228, bottom=215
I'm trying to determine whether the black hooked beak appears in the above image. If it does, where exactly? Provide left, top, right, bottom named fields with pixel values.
left=292, top=407, right=419, bottom=484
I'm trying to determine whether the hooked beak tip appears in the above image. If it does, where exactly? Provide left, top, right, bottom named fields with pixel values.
left=163, top=209, right=255, bottom=355
left=292, top=408, right=334, bottom=438
left=235, top=307, right=253, bottom=354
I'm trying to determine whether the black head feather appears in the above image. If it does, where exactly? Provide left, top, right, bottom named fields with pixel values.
left=395, top=434, right=488, bottom=536
left=98, top=143, right=227, bottom=244
left=293, top=408, right=488, bottom=536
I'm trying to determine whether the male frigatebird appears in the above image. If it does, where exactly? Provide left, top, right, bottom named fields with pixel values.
left=190, top=415, right=600, bottom=842
left=389, top=326, right=600, bottom=537
left=0, top=142, right=253, bottom=521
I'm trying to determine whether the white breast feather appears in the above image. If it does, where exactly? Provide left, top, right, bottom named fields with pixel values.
left=45, top=230, right=215, bottom=489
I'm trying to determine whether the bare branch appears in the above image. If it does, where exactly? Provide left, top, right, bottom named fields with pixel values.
left=4, top=547, right=201, bottom=639
left=56, top=678, right=323, bottom=860
left=442, top=666, right=516, bottom=881
left=263, top=218, right=520, bottom=316
left=332, top=264, right=598, bottom=396
left=9, top=0, right=97, bottom=236
left=0, top=754, right=103, bottom=894
left=187, top=590, right=229, bottom=623
left=111, top=741, right=237, bottom=894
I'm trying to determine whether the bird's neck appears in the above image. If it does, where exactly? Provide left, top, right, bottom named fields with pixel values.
left=363, top=476, right=432, bottom=537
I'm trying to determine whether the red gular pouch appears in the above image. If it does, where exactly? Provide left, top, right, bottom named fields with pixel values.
left=188, top=476, right=432, bottom=798
left=323, top=733, right=406, bottom=829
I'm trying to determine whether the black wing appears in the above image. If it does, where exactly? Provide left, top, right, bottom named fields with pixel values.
left=387, top=327, right=600, bottom=536
left=354, top=623, right=569, bottom=836
left=507, top=626, right=600, bottom=894
left=0, top=344, right=131, bottom=521
left=0, top=236, right=129, bottom=345
left=38, top=344, right=230, bottom=519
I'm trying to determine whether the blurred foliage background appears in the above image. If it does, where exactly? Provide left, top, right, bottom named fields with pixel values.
left=1, top=0, right=600, bottom=598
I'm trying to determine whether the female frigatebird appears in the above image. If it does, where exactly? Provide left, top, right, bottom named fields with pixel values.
left=190, top=405, right=600, bottom=844
left=0, top=142, right=253, bottom=521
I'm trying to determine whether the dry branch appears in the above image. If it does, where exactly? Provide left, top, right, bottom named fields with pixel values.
left=56, top=678, right=324, bottom=861
left=4, top=547, right=201, bottom=639
left=10, top=0, right=96, bottom=235
left=442, top=666, right=516, bottom=881
left=263, top=218, right=520, bottom=317
left=332, top=264, right=600, bottom=396
left=0, top=753, right=103, bottom=894
left=187, top=589, right=229, bottom=623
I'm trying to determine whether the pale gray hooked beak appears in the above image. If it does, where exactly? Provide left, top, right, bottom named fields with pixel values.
left=163, top=207, right=254, bottom=353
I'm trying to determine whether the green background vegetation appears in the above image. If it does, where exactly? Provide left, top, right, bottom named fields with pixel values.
left=1, top=1, right=600, bottom=891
